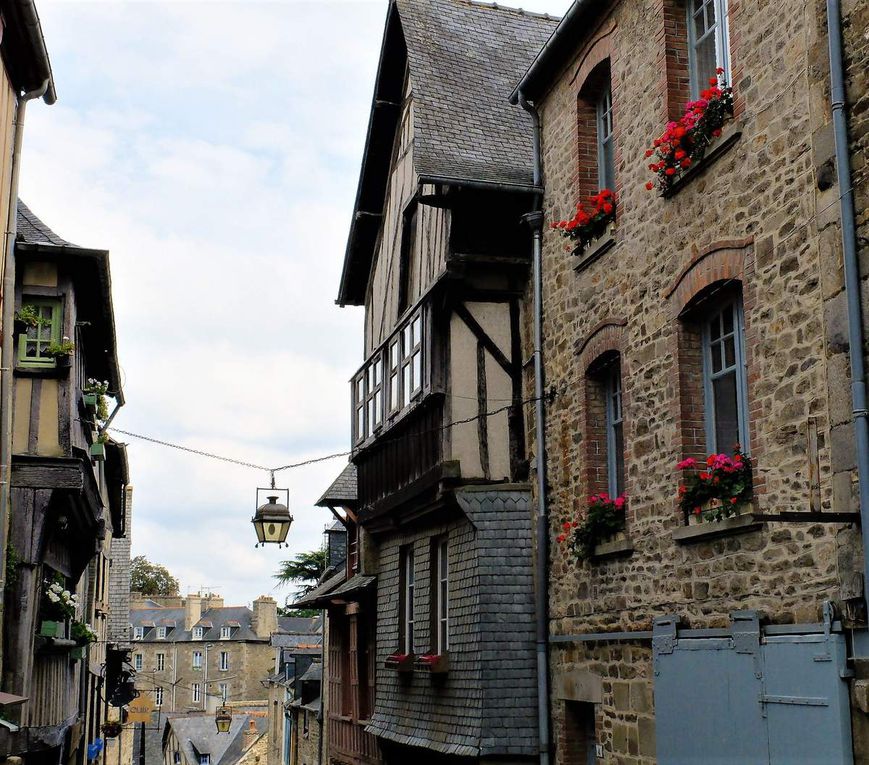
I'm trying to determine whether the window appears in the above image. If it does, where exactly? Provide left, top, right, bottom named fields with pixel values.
left=156, top=653, right=165, bottom=671
left=399, top=546, right=415, bottom=654
left=397, top=202, right=418, bottom=316
left=156, top=627, right=167, bottom=640
left=218, top=683, right=228, bottom=703
left=303, top=710, right=310, bottom=737
left=173, top=752, right=181, bottom=765
left=702, top=296, right=748, bottom=453
left=155, top=687, right=164, bottom=707
left=17, top=299, right=61, bottom=367
left=192, top=627, right=204, bottom=640
left=199, top=755, right=210, bottom=765
left=219, top=651, right=229, bottom=671
left=133, top=627, right=144, bottom=640
left=400, top=313, right=423, bottom=408
left=605, top=362, right=625, bottom=497
left=354, top=358, right=384, bottom=443
left=220, top=626, right=231, bottom=640
left=596, top=81, right=615, bottom=191
left=687, top=0, right=730, bottom=97
left=432, top=538, right=449, bottom=654
left=192, top=683, right=201, bottom=703
left=134, top=654, right=143, bottom=671
left=193, top=651, right=202, bottom=670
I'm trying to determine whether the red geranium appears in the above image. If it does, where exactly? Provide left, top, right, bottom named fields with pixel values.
left=551, top=189, right=617, bottom=256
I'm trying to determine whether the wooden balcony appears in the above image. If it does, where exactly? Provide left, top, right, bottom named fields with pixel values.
left=329, top=716, right=381, bottom=765
left=26, top=653, right=79, bottom=728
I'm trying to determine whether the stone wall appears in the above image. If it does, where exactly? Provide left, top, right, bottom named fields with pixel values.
left=523, top=0, right=868, bottom=762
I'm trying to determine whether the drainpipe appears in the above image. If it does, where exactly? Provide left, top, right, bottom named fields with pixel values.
left=826, top=0, right=869, bottom=607
left=518, top=90, right=551, bottom=765
left=0, top=78, right=50, bottom=679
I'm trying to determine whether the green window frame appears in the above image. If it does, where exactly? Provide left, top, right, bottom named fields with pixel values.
left=17, top=298, right=62, bottom=367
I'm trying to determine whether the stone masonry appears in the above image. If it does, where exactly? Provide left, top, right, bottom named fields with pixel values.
left=519, top=0, right=869, bottom=762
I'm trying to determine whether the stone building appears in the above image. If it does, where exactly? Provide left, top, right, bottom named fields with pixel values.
left=161, top=710, right=267, bottom=765
left=329, top=1, right=559, bottom=762
left=130, top=594, right=287, bottom=714
left=508, top=0, right=869, bottom=761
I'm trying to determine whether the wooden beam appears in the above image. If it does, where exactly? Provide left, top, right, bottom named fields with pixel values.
left=453, top=303, right=513, bottom=376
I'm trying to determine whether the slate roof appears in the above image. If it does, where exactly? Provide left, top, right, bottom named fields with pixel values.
left=397, top=0, right=558, bottom=188
left=17, top=200, right=74, bottom=246
left=164, top=713, right=263, bottom=765
left=130, top=605, right=264, bottom=642
left=276, top=615, right=322, bottom=635
left=290, top=569, right=346, bottom=609
left=315, top=463, right=357, bottom=507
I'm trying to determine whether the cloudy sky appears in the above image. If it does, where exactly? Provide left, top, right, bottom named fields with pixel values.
left=19, top=0, right=569, bottom=608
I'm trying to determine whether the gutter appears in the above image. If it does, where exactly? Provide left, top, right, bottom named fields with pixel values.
left=9, top=0, right=57, bottom=105
left=509, top=0, right=595, bottom=104
left=518, top=90, right=551, bottom=765
left=0, top=78, right=50, bottom=681
left=826, top=0, right=869, bottom=614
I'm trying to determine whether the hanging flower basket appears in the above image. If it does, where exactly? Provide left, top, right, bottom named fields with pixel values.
left=101, top=722, right=123, bottom=739
left=645, top=70, right=734, bottom=193
left=550, top=189, right=616, bottom=255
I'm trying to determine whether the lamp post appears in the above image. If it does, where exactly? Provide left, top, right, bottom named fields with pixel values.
left=251, top=476, right=292, bottom=548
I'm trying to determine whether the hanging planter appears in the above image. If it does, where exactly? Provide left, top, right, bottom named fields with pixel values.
left=101, top=722, right=123, bottom=739
left=90, top=442, right=106, bottom=461
left=39, top=620, right=65, bottom=638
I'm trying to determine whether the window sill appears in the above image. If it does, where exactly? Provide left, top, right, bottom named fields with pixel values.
left=573, top=233, right=616, bottom=275
left=591, top=535, right=634, bottom=561
left=672, top=512, right=763, bottom=544
left=662, top=127, right=742, bottom=199
left=14, top=363, right=68, bottom=379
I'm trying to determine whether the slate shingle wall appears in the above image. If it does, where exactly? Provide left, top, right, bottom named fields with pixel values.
left=108, top=485, right=133, bottom=645
left=366, top=488, right=536, bottom=760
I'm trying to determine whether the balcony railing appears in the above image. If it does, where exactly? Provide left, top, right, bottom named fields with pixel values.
left=352, top=303, right=429, bottom=448
left=329, top=716, right=380, bottom=765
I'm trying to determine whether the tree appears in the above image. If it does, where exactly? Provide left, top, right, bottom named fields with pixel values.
left=131, top=555, right=179, bottom=596
left=274, top=548, right=326, bottom=602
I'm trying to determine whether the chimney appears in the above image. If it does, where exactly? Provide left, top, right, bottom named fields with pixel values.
left=185, top=593, right=202, bottom=631
left=252, top=596, right=277, bottom=638
left=243, top=719, right=258, bottom=750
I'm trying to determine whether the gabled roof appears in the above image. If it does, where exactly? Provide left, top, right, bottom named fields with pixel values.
left=338, top=0, right=559, bottom=306
left=315, top=463, right=357, bottom=507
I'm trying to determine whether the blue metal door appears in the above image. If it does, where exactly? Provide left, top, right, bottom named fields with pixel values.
left=653, top=609, right=854, bottom=764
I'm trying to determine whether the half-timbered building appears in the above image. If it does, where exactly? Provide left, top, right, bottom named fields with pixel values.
left=333, top=1, right=558, bottom=762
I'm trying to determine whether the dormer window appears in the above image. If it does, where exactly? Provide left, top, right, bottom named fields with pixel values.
left=133, top=627, right=144, bottom=640
left=192, top=627, right=204, bottom=641
left=220, top=626, right=232, bottom=640
left=156, top=627, right=167, bottom=640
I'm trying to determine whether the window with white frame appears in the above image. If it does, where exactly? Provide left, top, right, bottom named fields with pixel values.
left=220, top=626, right=231, bottom=640
left=133, top=627, right=144, bottom=640
left=401, top=313, right=423, bottom=408
left=134, top=653, right=143, bottom=671
left=219, top=651, right=229, bottom=671
left=199, top=754, right=210, bottom=765
left=156, top=653, right=165, bottom=672
left=155, top=687, right=164, bottom=707
left=192, top=683, right=201, bottom=703
left=687, top=0, right=730, bottom=97
left=192, top=626, right=204, bottom=640
left=701, top=295, right=748, bottom=453
left=433, top=538, right=449, bottom=654
left=399, top=546, right=415, bottom=654
left=173, top=752, right=181, bottom=765
left=605, top=361, right=625, bottom=497
left=156, top=626, right=167, bottom=640
left=193, top=651, right=202, bottom=670
left=596, top=81, right=615, bottom=191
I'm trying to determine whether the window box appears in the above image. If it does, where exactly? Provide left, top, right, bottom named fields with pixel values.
left=661, top=128, right=741, bottom=199
left=90, top=442, right=106, bottom=461
left=83, top=393, right=98, bottom=411
left=673, top=511, right=763, bottom=544
left=384, top=652, right=414, bottom=672
left=70, top=646, right=86, bottom=660
left=54, top=353, right=72, bottom=370
left=591, top=532, right=634, bottom=561
left=39, top=620, right=66, bottom=638
left=414, top=653, right=449, bottom=675
left=573, top=233, right=616, bottom=274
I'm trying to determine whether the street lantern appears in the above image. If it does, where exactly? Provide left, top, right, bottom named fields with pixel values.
left=215, top=706, right=232, bottom=734
left=252, top=484, right=292, bottom=548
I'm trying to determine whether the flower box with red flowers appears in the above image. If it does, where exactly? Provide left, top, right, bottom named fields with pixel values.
left=676, top=448, right=753, bottom=524
left=550, top=189, right=616, bottom=256
left=414, top=653, right=449, bottom=675
left=645, top=70, right=734, bottom=194
left=557, top=493, right=626, bottom=561
left=384, top=652, right=415, bottom=672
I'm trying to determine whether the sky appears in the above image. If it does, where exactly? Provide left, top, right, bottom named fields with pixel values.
left=18, top=0, right=570, bottom=608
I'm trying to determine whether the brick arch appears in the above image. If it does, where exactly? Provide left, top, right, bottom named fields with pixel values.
left=570, top=26, right=615, bottom=96
left=576, top=318, right=626, bottom=370
left=665, top=237, right=754, bottom=319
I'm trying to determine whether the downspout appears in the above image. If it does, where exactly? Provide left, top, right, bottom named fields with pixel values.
left=317, top=608, right=324, bottom=765
left=826, top=0, right=869, bottom=605
left=0, top=78, right=50, bottom=679
left=518, top=90, right=550, bottom=765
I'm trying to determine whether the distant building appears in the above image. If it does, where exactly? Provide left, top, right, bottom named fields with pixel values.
left=161, top=709, right=266, bottom=765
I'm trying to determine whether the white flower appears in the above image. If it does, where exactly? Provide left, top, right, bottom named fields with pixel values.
left=62, top=590, right=70, bottom=598
left=48, top=592, right=60, bottom=603
left=50, top=583, right=62, bottom=593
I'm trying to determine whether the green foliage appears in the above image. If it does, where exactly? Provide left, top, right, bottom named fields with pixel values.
left=84, top=379, right=112, bottom=423
left=5, top=543, right=20, bottom=590
left=131, top=555, right=180, bottom=596
left=677, top=449, right=753, bottom=522
left=46, top=338, right=75, bottom=358
left=71, top=620, right=97, bottom=645
left=278, top=606, right=319, bottom=618
left=15, top=304, right=46, bottom=328
left=274, top=548, right=326, bottom=599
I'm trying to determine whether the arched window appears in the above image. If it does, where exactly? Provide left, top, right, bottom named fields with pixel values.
left=585, top=350, right=625, bottom=498
left=577, top=61, right=616, bottom=198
